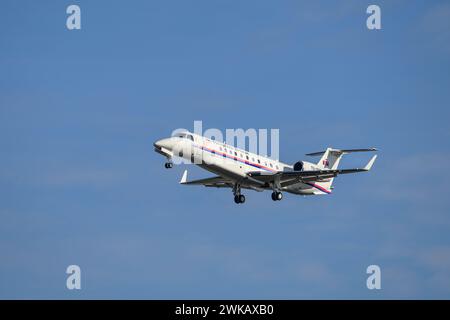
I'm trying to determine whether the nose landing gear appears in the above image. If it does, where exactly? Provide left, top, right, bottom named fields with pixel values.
left=164, top=161, right=173, bottom=169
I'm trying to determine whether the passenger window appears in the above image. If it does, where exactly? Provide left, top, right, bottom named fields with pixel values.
left=270, top=163, right=273, bottom=168
left=257, top=159, right=260, bottom=164
left=246, top=156, right=249, bottom=160
left=276, top=165, right=279, bottom=170
left=234, top=152, right=237, bottom=156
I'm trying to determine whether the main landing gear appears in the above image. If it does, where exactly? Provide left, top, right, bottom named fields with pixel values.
left=233, top=184, right=246, bottom=204
left=234, top=194, right=246, bottom=204
left=271, top=191, right=283, bottom=201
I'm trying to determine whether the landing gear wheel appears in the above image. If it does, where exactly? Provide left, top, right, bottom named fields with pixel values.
left=164, top=162, right=173, bottom=169
left=271, top=191, right=283, bottom=201
left=234, top=194, right=246, bottom=204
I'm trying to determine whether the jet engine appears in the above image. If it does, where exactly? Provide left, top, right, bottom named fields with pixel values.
left=293, top=161, right=304, bottom=171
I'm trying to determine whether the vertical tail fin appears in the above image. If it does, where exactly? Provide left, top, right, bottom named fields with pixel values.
left=317, top=148, right=344, bottom=170
left=305, top=148, right=377, bottom=194
left=314, top=148, right=344, bottom=193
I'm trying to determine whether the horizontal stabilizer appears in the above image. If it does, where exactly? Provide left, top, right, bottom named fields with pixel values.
left=306, top=148, right=378, bottom=156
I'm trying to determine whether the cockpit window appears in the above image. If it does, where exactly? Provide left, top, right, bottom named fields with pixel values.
left=176, top=133, right=194, bottom=141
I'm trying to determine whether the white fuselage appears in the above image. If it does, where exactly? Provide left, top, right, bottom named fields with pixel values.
left=155, top=132, right=324, bottom=195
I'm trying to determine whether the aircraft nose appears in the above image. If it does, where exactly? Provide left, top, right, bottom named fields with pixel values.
left=154, top=139, right=163, bottom=148
left=153, top=138, right=174, bottom=151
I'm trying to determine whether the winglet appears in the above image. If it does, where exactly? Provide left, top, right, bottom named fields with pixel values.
left=364, top=155, right=377, bottom=171
left=180, top=170, right=188, bottom=184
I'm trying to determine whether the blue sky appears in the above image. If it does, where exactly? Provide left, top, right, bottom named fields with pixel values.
left=1, top=0, right=450, bottom=299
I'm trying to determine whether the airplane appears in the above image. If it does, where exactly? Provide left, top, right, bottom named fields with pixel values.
left=154, top=131, right=377, bottom=204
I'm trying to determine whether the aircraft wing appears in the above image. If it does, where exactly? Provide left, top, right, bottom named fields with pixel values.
left=178, top=155, right=377, bottom=189
left=179, top=170, right=234, bottom=188
left=247, top=155, right=377, bottom=185
left=179, top=170, right=266, bottom=191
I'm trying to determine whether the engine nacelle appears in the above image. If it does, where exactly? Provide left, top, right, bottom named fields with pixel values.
left=293, top=160, right=317, bottom=171
left=293, top=161, right=304, bottom=171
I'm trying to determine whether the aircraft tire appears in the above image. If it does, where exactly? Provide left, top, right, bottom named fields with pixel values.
left=271, top=192, right=277, bottom=201
left=272, top=192, right=283, bottom=201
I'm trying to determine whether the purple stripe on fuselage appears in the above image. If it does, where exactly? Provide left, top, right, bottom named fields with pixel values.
left=194, top=144, right=332, bottom=194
